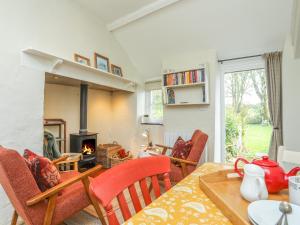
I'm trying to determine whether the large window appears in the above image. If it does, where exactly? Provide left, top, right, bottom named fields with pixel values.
left=224, top=68, right=272, bottom=162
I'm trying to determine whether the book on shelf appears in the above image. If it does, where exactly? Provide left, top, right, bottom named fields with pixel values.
left=163, top=68, right=205, bottom=86
left=167, top=89, right=175, bottom=104
left=202, top=87, right=206, bottom=102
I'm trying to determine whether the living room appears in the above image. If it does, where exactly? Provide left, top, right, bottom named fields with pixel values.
left=1, top=0, right=300, bottom=225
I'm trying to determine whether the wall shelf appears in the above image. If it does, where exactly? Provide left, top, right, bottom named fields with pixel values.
left=162, top=65, right=210, bottom=106
left=164, top=82, right=205, bottom=89
left=21, top=48, right=136, bottom=93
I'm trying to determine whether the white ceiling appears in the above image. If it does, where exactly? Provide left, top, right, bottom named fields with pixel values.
left=77, top=0, right=294, bottom=78
left=75, top=0, right=157, bottom=23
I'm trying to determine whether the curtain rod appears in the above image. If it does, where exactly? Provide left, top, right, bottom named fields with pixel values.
left=218, top=54, right=263, bottom=63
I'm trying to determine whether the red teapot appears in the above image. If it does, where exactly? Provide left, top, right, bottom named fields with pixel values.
left=234, top=156, right=300, bottom=193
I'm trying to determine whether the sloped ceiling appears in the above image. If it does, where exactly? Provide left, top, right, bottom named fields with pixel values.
left=75, top=0, right=157, bottom=23
left=77, top=0, right=293, bottom=78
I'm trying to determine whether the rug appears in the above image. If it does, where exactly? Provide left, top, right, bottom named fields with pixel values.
left=64, top=211, right=102, bottom=225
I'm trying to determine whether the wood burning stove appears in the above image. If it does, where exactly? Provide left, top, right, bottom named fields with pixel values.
left=70, top=84, right=98, bottom=169
left=70, top=132, right=97, bottom=169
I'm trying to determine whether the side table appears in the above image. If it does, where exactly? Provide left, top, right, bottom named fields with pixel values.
left=57, top=153, right=82, bottom=171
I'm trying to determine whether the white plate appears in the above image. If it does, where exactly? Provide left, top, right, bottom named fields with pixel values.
left=248, top=216, right=258, bottom=225
left=248, top=200, right=300, bottom=225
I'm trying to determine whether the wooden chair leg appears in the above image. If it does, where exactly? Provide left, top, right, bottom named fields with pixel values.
left=82, top=178, right=106, bottom=225
left=180, top=162, right=188, bottom=178
left=74, top=161, right=78, bottom=171
left=43, top=194, right=58, bottom=225
left=11, top=210, right=18, bottom=225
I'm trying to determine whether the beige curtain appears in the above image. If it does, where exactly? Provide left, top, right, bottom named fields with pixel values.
left=264, top=52, right=283, bottom=160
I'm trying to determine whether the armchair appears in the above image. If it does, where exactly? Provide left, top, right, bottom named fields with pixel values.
left=0, top=147, right=106, bottom=225
left=156, top=130, right=208, bottom=182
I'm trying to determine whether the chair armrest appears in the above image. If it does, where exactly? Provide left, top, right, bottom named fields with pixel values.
left=155, top=144, right=173, bottom=150
left=56, top=158, right=80, bottom=165
left=168, top=156, right=197, bottom=178
left=52, top=156, right=69, bottom=165
left=155, top=144, right=173, bottom=155
left=26, top=165, right=102, bottom=206
left=168, top=156, right=198, bottom=166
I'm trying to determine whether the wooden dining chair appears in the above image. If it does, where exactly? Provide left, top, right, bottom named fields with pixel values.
left=89, top=156, right=171, bottom=225
left=278, top=146, right=300, bottom=169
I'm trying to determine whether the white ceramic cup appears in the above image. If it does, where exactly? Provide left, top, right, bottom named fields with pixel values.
left=289, top=176, right=300, bottom=205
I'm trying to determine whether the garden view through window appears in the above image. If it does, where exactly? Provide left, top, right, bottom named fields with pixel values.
left=225, top=68, right=272, bottom=162
left=150, top=89, right=163, bottom=122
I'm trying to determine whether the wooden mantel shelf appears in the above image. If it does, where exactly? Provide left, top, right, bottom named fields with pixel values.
left=21, top=48, right=136, bottom=93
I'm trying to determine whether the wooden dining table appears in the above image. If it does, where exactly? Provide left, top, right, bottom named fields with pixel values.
left=123, top=163, right=234, bottom=225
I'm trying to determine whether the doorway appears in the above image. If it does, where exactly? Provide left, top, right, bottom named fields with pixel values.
left=221, top=58, right=272, bottom=162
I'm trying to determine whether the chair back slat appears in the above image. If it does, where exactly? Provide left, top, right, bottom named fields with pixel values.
left=90, top=156, right=171, bottom=225
left=105, top=203, right=119, bottom=225
left=139, top=178, right=152, bottom=206
left=151, top=175, right=161, bottom=198
left=163, top=173, right=172, bottom=191
left=128, top=184, right=142, bottom=213
left=117, top=191, right=132, bottom=220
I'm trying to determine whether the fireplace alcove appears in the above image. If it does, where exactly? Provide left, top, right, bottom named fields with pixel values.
left=21, top=48, right=136, bottom=168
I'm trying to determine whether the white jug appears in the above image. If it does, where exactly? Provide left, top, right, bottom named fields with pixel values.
left=240, top=164, right=268, bottom=202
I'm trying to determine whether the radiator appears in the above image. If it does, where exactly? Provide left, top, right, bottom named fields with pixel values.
left=164, top=131, right=193, bottom=147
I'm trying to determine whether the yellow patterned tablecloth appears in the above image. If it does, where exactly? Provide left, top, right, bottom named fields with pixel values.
left=123, top=163, right=233, bottom=225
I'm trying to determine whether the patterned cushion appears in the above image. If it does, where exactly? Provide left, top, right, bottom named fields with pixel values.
left=24, top=149, right=61, bottom=192
left=171, top=137, right=192, bottom=160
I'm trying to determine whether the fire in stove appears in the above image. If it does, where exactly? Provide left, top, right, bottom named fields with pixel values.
left=82, top=144, right=94, bottom=155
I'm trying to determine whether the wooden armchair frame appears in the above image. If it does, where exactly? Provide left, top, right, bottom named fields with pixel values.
left=53, top=155, right=80, bottom=171
left=155, top=144, right=197, bottom=178
left=11, top=157, right=106, bottom=225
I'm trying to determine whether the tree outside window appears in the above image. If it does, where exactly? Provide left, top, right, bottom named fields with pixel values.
left=225, top=69, right=272, bottom=162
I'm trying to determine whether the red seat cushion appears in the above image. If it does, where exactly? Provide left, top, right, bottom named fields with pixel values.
left=171, top=136, right=192, bottom=160
left=52, top=171, right=92, bottom=225
left=24, top=149, right=61, bottom=192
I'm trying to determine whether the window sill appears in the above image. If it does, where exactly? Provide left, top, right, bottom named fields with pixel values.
left=141, top=122, right=163, bottom=126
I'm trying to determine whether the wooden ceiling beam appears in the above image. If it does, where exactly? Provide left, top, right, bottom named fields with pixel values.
left=107, top=0, right=181, bottom=32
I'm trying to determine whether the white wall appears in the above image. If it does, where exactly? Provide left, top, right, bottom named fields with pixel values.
left=282, top=35, right=300, bottom=151
left=0, top=0, right=142, bottom=223
left=162, top=50, right=219, bottom=161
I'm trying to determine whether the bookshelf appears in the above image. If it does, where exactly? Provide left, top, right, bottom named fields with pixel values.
left=162, top=65, right=209, bottom=106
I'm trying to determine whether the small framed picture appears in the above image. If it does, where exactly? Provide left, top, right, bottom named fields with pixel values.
left=111, top=64, right=123, bottom=77
left=74, top=54, right=90, bottom=66
left=94, top=53, right=110, bottom=72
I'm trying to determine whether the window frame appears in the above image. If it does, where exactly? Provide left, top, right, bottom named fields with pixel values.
left=219, top=57, right=265, bottom=162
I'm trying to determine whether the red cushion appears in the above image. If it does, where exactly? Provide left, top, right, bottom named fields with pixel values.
left=171, top=136, right=192, bottom=160
left=24, top=149, right=61, bottom=192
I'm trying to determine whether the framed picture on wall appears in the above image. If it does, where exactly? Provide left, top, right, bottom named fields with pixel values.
left=111, top=64, right=123, bottom=77
left=74, top=53, right=90, bottom=66
left=94, top=53, right=110, bottom=72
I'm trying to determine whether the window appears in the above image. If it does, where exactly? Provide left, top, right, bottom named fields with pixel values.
left=144, top=79, right=163, bottom=124
left=145, top=89, right=163, bottom=124
left=149, top=89, right=163, bottom=121
left=224, top=68, right=272, bottom=162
